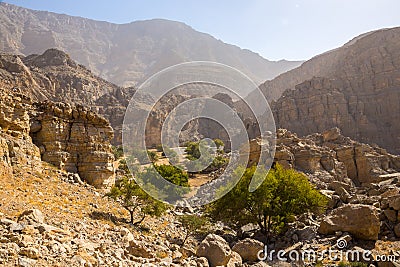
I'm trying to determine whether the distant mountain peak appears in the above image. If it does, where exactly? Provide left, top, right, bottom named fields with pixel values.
left=23, top=48, right=77, bottom=68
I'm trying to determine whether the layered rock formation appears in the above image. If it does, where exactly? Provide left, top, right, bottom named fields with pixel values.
left=31, top=102, right=115, bottom=188
left=0, top=93, right=41, bottom=178
left=0, top=57, right=115, bottom=187
left=273, top=128, right=400, bottom=187
left=0, top=3, right=302, bottom=87
left=264, top=27, right=400, bottom=154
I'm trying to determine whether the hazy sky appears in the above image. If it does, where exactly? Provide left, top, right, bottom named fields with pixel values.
left=3, top=0, right=400, bottom=61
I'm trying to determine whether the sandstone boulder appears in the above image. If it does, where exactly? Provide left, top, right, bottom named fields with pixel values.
left=388, top=195, right=400, bottom=211
left=126, top=240, right=154, bottom=258
left=227, top=251, right=242, bottom=267
left=196, top=234, right=232, bottom=267
left=232, top=238, right=264, bottom=262
left=319, top=204, right=380, bottom=240
left=18, top=209, right=44, bottom=225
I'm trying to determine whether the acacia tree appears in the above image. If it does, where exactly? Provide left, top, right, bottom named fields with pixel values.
left=178, top=214, right=209, bottom=246
left=106, top=177, right=167, bottom=225
left=207, top=164, right=327, bottom=240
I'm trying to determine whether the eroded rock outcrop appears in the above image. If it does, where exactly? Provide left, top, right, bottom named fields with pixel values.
left=30, top=102, right=115, bottom=188
left=0, top=49, right=134, bottom=145
left=0, top=76, right=115, bottom=187
left=269, top=128, right=400, bottom=188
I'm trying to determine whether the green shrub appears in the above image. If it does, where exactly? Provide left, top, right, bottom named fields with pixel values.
left=105, top=177, right=168, bottom=224
left=112, top=145, right=124, bottom=159
left=178, top=214, right=210, bottom=246
left=147, top=150, right=158, bottom=163
left=207, top=164, right=327, bottom=239
left=185, top=141, right=202, bottom=160
left=137, top=164, right=189, bottom=202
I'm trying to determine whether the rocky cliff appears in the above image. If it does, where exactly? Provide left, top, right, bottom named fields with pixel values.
left=259, top=27, right=400, bottom=154
left=0, top=62, right=115, bottom=188
left=0, top=49, right=133, bottom=145
left=0, top=3, right=302, bottom=87
left=30, top=102, right=115, bottom=188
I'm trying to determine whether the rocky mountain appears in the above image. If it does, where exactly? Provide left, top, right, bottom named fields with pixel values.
left=0, top=3, right=302, bottom=87
left=258, top=27, right=400, bottom=101
left=253, top=27, right=400, bottom=154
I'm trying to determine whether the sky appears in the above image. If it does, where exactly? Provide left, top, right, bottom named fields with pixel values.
left=2, top=0, right=400, bottom=61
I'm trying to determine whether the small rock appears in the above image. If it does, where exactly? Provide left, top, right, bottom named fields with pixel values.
left=16, top=235, right=34, bottom=248
left=18, top=209, right=44, bottom=224
left=196, top=257, right=210, bottom=267
left=18, top=257, right=36, bottom=267
left=127, top=240, right=154, bottom=258
left=172, top=250, right=182, bottom=260
left=296, top=226, right=317, bottom=240
left=19, top=247, right=40, bottom=259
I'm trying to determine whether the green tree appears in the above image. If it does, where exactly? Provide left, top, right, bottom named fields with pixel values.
left=162, top=147, right=179, bottom=164
left=185, top=140, right=228, bottom=174
left=106, top=177, right=168, bottom=224
left=207, top=164, right=327, bottom=240
left=138, top=164, right=190, bottom=202
left=178, top=214, right=209, bottom=246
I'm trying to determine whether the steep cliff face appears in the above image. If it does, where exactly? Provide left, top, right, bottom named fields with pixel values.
left=273, top=74, right=400, bottom=154
left=258, top=27, right=400, bottom=101
left=266, top=27, right=400, bottom=154
left=0, top=59, right=115, bottom=187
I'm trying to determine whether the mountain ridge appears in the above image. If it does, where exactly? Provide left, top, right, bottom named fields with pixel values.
left=0, top=2, right=303, bottom=87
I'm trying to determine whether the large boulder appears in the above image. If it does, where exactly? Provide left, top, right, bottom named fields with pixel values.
left=232, top=238, right=264, bottom=262
left=227, top=251, right=242, bottom=267
left=196, top=234, right=232, bottom=267
left=388, top=195, right=400, bottom=211
left=318, top=204, right=380, bottom=240
left=126, top=240, right=155, bottom=258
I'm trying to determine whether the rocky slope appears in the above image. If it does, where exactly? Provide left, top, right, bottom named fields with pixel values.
left=1, top=126, right=399, bottom=266
left=0, top=3, right=302, bottom=87
left=254, top=27, right=400, bottom=154
left=245, top=128, right=400, bottom=251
